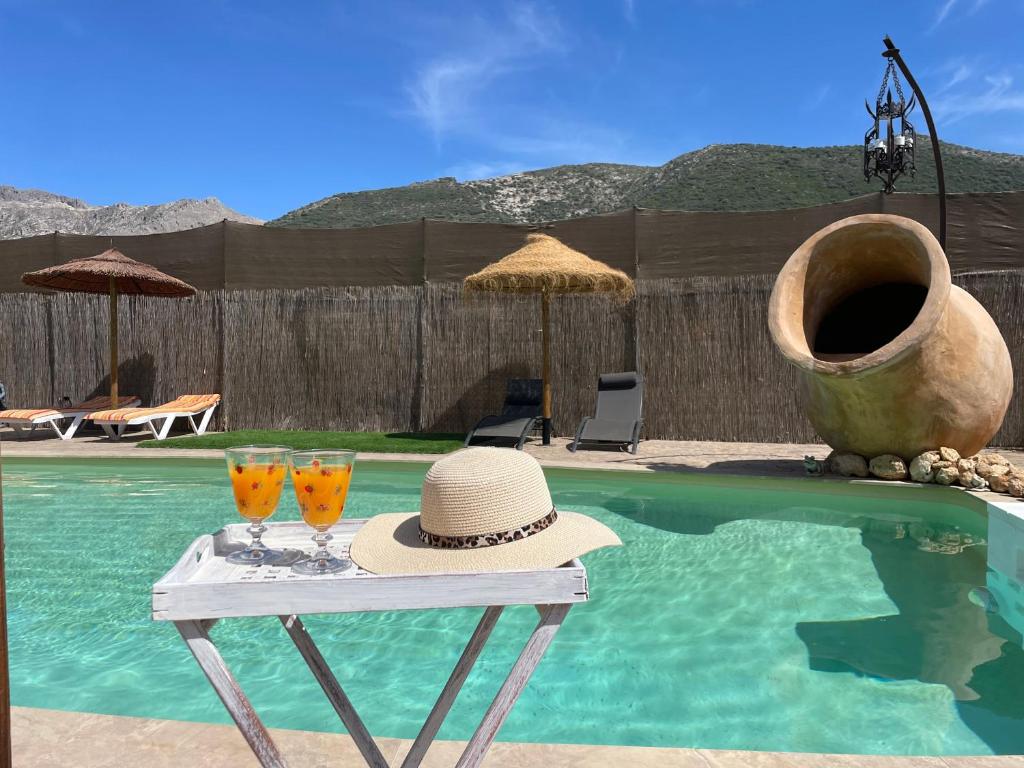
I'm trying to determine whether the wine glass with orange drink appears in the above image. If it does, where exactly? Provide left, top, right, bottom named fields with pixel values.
left=224, top=445, right=290, bottom=565
left=288, top=449, right=356, bottom=574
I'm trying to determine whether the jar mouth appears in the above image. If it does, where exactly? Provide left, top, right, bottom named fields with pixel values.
left=769, top=214, right=950, bottom=376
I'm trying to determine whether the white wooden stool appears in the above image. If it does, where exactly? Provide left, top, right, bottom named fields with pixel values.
left=153, top=519, right=590, bottom=767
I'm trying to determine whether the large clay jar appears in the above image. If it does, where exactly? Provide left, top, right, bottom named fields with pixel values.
left=769, top=214, right=1012, bottom=459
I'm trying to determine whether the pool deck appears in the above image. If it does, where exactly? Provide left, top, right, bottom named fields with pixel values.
left=5, top=428, right=1024, bottom=480
left=13, top=707, right=1024, bottom=767
left=6, top=431, right=1024, bottom=766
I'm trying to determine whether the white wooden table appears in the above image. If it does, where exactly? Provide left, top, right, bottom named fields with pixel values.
left=153, top=519, right=590, bottom=768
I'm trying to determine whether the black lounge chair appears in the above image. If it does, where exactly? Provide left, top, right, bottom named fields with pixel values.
left=569, top=372, right=644, bottom=454
left=465, top=378, right=542, bottom=450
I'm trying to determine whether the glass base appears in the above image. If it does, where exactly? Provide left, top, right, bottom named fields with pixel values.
left=291, top=555, right=352, bottom=575
left=226, top=547, right=289, bottom=566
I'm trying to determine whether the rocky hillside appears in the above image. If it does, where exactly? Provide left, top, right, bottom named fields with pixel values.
left=270, top=139, right=1024, bottom=228
left=0, top=187, right=262, bottom=239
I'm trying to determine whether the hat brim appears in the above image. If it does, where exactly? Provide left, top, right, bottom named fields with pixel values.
left=349, top=511, right=622, bottom=575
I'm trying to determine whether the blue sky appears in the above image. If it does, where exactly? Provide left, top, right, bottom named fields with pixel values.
left=0, top=0, right=1021, bottom=219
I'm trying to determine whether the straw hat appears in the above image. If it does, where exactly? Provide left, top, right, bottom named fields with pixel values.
left=349, top=447, right=621, bottom=574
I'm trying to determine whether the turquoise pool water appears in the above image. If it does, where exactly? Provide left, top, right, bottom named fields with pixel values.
left=4, top=457, right=1024, bottom=755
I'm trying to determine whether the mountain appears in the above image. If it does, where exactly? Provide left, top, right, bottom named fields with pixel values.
left=0, top=187, right=262, bottom=239
left=269, top=139, right=1024, bottom=228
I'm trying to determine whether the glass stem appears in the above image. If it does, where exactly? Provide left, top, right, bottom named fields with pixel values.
left=248, top=519, right=268, bottom=551
left=312, top=529, right=333, bottom=563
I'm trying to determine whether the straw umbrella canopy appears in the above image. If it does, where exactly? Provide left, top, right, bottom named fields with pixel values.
left=21, top=248, right=196, bottom=406
left=464, top=232, right=634, bottom=444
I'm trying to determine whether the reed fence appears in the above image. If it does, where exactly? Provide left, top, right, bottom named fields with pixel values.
left=4, top=273, right=1024, bottom=446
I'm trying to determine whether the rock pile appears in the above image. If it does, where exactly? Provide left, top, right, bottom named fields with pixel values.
left=826, top=447, right=1024, bottom=496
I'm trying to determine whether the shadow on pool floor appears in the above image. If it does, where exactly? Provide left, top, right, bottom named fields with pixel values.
left=796, top=525, right=1024, bottom=754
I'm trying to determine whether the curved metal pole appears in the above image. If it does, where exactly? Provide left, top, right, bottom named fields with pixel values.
left=883, top=35, right=947, bottom=250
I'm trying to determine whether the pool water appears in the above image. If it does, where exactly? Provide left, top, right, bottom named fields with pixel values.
left=4, top=458, right=1024, bottom=755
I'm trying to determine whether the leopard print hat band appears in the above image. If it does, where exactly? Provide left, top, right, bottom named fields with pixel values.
left=418, top=508, right=558, bottom=549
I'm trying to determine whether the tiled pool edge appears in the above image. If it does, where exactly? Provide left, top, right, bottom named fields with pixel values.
left=12, top=707, right=1024, bottom=767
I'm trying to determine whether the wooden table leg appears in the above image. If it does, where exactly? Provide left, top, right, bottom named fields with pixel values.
left=401, top=606, right=504, bottom=768
left=455, top=604, right=572, bottom=768
left=279, top=615, right=389, bottom=768
left=176, top=620, right=287, bottom=768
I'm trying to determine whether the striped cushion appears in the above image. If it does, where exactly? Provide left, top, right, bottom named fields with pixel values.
left=0, top=408, right=61, bottom=421
left=90, top=394, right=221, bottom=422
left=1, top=395, right=138, bottom=422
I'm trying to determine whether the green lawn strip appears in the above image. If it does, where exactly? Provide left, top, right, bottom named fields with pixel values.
left=137, top=430, right=465, bottom=453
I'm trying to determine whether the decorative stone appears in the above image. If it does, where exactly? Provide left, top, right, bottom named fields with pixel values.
left=940, top=447, right=961, bottom=464
left=934, top=466, right=960, bottom=485
left=990, top=470, right=1012, bottom=493
left=986, top=464, right=1011, bottom=480
left=975, top=453, right=1011, bottom=479
left=909, top=452, right=939, bottom=483
left=969, top=474, right=988, bottom=489
left=828, top=451, right=869, bottom=478
left=869, top=454, right=908, bottom=481
left=958, top=469, right=986, bottom=490
left=1007, top=475, right=1024, bottom=498
left=976, top=452, right=1007, bottom=465
left=932, top=460, right=953, bottom=470
left=768, top=215, right=1013, bottom=460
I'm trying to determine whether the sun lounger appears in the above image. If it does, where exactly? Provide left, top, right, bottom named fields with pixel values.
left=465, top=378, right=542, bottom=450
left=569, top=372, right=644, bottom=454
left=89, top=394, right=221, bottom=440
left=0, top=394, right=140, bottom=440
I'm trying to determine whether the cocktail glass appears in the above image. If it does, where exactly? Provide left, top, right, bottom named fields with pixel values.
left=224, top=445, right=290, bottom=566
left=288, top=449, right=355, bottom=575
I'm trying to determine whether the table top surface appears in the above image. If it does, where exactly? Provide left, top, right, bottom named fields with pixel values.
left=152, top=519, right=589, bottom=621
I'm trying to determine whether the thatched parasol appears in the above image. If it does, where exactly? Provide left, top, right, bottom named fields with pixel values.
left=464, top=232, right=634, bottom=444
left=21, top=249, right=196, bottom=407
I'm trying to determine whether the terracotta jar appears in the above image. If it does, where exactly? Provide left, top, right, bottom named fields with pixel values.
left=769, top=214, right=1012, bottom=459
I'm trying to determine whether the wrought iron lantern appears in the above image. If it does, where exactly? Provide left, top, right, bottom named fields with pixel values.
left=864, top=57, right=916, bottom=193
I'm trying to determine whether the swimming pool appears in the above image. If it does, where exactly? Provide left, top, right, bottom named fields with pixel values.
left=4, top=457, right=1023, bottom=755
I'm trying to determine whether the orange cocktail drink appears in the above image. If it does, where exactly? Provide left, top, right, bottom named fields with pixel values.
left=231, top=461, right=287, bottom=522
left=288, top=449, right=356, bottom=575
left=224, top=445, right=291, bottom=566
left=290, top=460, right=352, bottom=527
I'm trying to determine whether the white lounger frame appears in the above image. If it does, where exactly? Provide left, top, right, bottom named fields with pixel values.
left=2, top=411, right=90, bottom=440
left=93, top=402, right=219, bottom=441
left=1, top=397, right=142, bottom=441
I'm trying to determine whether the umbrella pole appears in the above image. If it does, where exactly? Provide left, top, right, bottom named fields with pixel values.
left=109, top=277, right=118, bottom=407
left=541, top=292, right=552, bottom=445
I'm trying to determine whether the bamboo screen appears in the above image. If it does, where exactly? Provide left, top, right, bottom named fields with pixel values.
left=5, top=273, right=1024, bottom=444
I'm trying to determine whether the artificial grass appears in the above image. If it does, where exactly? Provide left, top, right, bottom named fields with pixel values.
left=138, top=430, right=465, bottom=453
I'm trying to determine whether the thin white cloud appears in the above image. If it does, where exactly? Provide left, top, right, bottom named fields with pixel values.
left=623, top=0, right=637, bottom=26
left=969, top=0, right=989, bottom=13
left=945, top=64, right=973, bottom=91
left=403, top=3, right=636, bottom=169
left=406, top=3, right=566, bottom=146
left=928, top=0, right=958, bottom=31
left=802, top=84, right=831, bottom=112
left=934, top=71, right=1024, bottom=124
